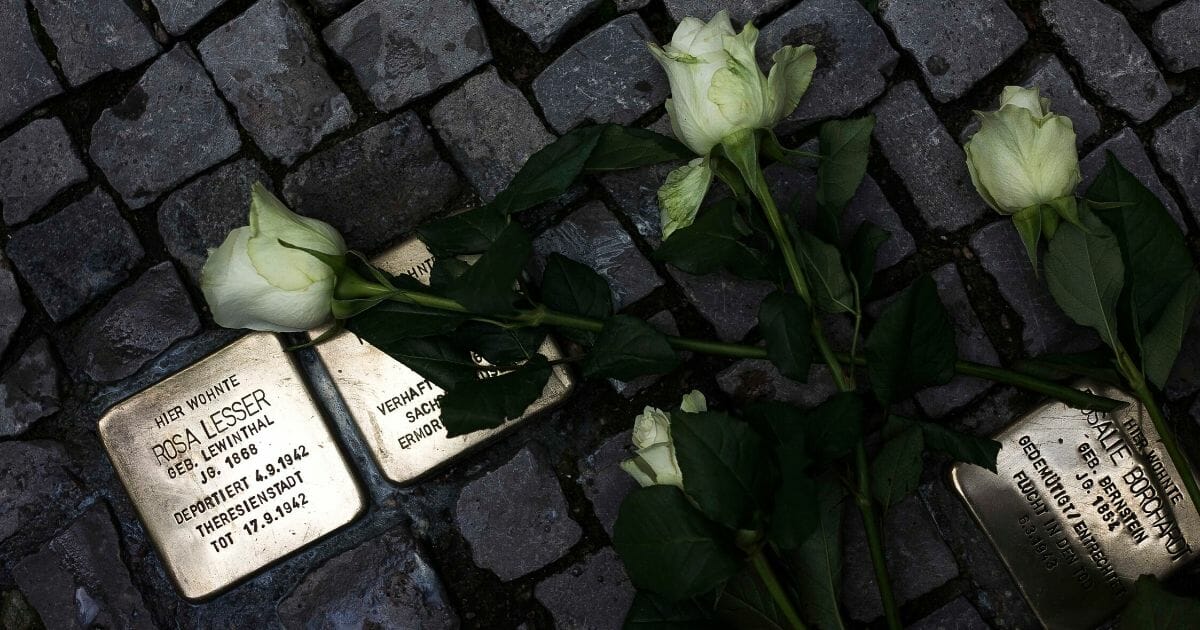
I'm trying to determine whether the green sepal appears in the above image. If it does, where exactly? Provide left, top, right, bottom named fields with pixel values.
left=1011, top=205, right=1042, bottom=270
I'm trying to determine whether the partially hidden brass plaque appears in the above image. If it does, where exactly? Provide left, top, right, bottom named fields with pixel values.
left=312, top=238, right=575, bottom=485
left=98, top=333, right=365, bottom=601
left=952, top=382, right=1200, bottom=629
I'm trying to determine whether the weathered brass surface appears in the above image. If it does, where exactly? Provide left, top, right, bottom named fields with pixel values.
left=98, top=333, right=365, bottom=601
left=951, top=382, right=1200, bottom=629
left=312, top=238, right=575, bottom=485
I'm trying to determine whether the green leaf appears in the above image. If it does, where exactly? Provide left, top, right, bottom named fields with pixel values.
left=454, top=321, right=548, bottom=365
left=613, top=486, right=743, bottom=601
left=347, top=299, right=468, bottom=341
left=864, top=275, right=957, bottom=404
left=654, top=199, right=772, bottom=280
left=795, top=232, right=855, bottom=314
left=583, top=315, right=680, bottom=380
left=770, top=438, right=818, bottom=549
left=846, top=222, right=890, bottom=297
left=625, top=591, right=720, bottom=629
left=1012, top=350, right=1122, bottom=385
left=540, top=252, right=613, bottom=346
left=758, top=291, right=813, bottom=382
left=445, top=222, right=531, bottom=314
left=894, top=416, right=1001, bottom=473
left=672, top=411, right=774, bottom=529
left=741, top=401, right=806, bottom=445
left=1044, top=218, right=1125, bottom=352
left=429, top=257, right=471, bottom=293
left=716, top=567, right=789, bottom=630
left=802, top=393, right=864, bottom=465
left=585, top=125, right=693, bottom=171
left=1141, top=274, right=1200, bottom=388
left=356, top=336, right=478, bottom=390
left=870, top=418, right=924, bottom=509
left=417, top=206, right=510, bottom=256
left=787, top=479, right=847, bottom=630
left=1119, top=575, right=1200, bottom=630
left=816, top=115, right=875, bottom=218
left=489, top=126, right=605, bottom=215
left=440, top=355, right=553, bottom=436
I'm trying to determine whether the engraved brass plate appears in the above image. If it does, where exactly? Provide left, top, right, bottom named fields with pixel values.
left=312, top=238, right=575, bottom=485
left=951, top=383, right=1200, bottom=629
left=98, top=333, right=365, bottom=601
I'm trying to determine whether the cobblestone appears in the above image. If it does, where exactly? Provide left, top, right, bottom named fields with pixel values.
left=283, top=113, right=465, bottom=251
left=150, top=0, right=229, bottom=35
left=323, top=0, right=491, bottom=112
left=578, top=430, right=635, bottom=536
left=534, top=548, right=635, bottom=630
left=671, top=270, right=773, bottom=342
left=1152, top=104, right=1200, bottom=225
left=910, top=597, right=989, bottom=630
left=0, top=441, right=80, bottom=543
left=1151, top=0, right=1200, bottom=73
left=66, top=262, right=199, bottom=382
left=455, top=446, right=582, bottom=580
left=873, top=82, right=987, bottom=232
left=880, top=0, right=1025, bottom=103
left=488, top=0, right=601, bottom=52
left=157, top=159, right=272, bottom=282
left=533, top=15, right=667, bottom=133
left=717, top=359, right=837, bottom=409
left=0, top=0, right=61, bottom=128
left=0, top=338, right=61, bottom=437
left=200, top=0, right=353, bottom=165
left=431, top=67, right=555, bottom=201
left=1082, top=127, right=1184, bottom=229
left=278, top=526, right=459, bottom=629
left=12, top=504, right=155, bottom=630
left=90, top=46, right=240, bottom=208
left=0, top=260, right=23, bottom=360
left=1042, top=0, right=1170, bottom=123
left=0, top=118, right=87, bottom=225
left=913, top=265, right=997, bottom=418
left=30, top=0, right=159, bottom=87
left=663, top=0, right=788, bottom=24
left=1166, top=312, right=1200, bottom=400
left=759, top=0, right=897, bottom=131
left=6, top=189, right=144, bottom=322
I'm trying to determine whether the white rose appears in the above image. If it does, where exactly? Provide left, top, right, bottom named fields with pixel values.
left=619, top=391, right=708, bottom=489
left=201, top=182, right=347, bottom=332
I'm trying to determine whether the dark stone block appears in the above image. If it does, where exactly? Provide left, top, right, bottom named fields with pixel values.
left=534, top=548, right=635, bottom=630
left=151, top=0, right=228, bottom=36
left=1152, top=105, right=1200, bottom=226
left=1083, top=127, right=1184, bottom=229
left=0, top=338, right=61, bottom=437
left=486, top=0, right=602, bottom=52
left=663, top=0, right=787, bottom=23
left=0, top=0, right=61, bottom=128
left=670, top=269, right=773, bottom=343
left=0, top=440, right=81, bottom=543
left=914, top=264, right=998, bottom=418
left=717, top=359, right=837, bottom=408
left=1152, top=0, right=1200, bottom=72
left=578, top=430, right=635, bottom=536
left=30, top=0, right=159, bottom=86
left=909, top=597, right=989, bottom=630
left=0, top=259, right=23, bottom=360
left=0, top=118, right=87, bottom=225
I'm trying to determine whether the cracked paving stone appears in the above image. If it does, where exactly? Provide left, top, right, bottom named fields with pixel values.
left=487, top=0, right=602, bottom=52
left=1042, top=0, right=1169, bottom=123
left=533, top=14, right=668, bottom=133
left=0, top=338, right=61, bottom=437
left=531, top=201, right=663, bottom=310
left=0, top=440, right=81, bottom=543
left=5, top=189, right=144, bottom=322
left=0, top=259, right=23, bottom=360
left=0, top=0, right=61, bottom=128
left=914, top=264, right=998, bottom=418
left=964, top=55, right=1101, bottom=148
left=91, top=45, right=240, bottom=208
left=663, top=0, right=787, bottom=24
left=535, top=548, right=635, bottom=630
left=910, top=597, right=989, bottom=630
left=718, top=360, right=837, bottom=409
left=1152, top=0, right=1200, bottom=73
left=0, top=118, right=87, bottom=225
left=455, top=447, right=582, bottom=581
left=158, top=159, right=272, bottom=282
left=279, top=525, right=459, bottom=629
left=970, top=220, right=1096, bottom=355
left=30, top=0, right=159, bottom=87
left=200, top=0, right=354, bottom=165
left=578, top=430, right=635, bottom=537
left=283, top=113, right=465, bottom=251
left=873, top=82, right=987, bottom=232
left=671, top=270, right=773, bottom=343
left=151, top=0, right=229, bottom=36
left=13, top=503, right=155, bottom=630
left=879, top=0, right=1025, bottom=103
left=324, top=0, right=491, bottom=112
left=431, top=66, right=555, bottom=201
left=1152, top=104, right=1200, bottom=225
left=758, top=0, right=897, bottom=131
left=66, top=262, right=199, bottom=383
left=1083, top=127, right=1185, bottom=229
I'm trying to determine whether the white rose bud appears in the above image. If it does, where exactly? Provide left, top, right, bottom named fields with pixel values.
left=619, top=390, right=708, bottom=489
left=201, top=183, right=347, bottom=332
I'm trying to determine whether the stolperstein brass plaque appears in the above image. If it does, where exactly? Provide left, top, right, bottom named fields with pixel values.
left=312, top=238, right=575, bottom=485
left=98, top=333, right=365, bottom=601
left=951, top=382, right=1200, bottom=629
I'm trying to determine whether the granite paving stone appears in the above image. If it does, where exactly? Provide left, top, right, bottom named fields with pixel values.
left=488, top=0, right=602, bottom=52
left=200, top=0, right=354, bottom=165
left=12, top=504, right=155, bottom=630
left=0, top=118, right=87, bottom=225
left=671, top=270, right=773, bottom=342
left=970, top=220, right=1096, bottom=355
left=614, top=0, right=649, bottom=10
left=598, top=160, right=679, bottom=247
left=717, top=359, right=837, bottom=409
left=158, top=159, right=272, bottom=282
left=1152, top=105, right=1200, bottom=224
left=531, top=202, right=663, bottom=310
left=533, top=15, right=668, bottom=133
left=758, top=0, right=898, bottom=131
left=1083, top=127, right=1184, bottom=229
left=67, top=262, right=199, bottom=382
left=90, top=45, right=240, bottom=208
left=0, top=260, right=23, bottom=360
left=914, top=264, right=997, bottom=418
left=455, top=447, right=582, bottom=581
left=578, top=430, right=635, bottom=536
left=30, top=0, right=159, bottom=87
left=879, top=0, right=1025, bottom=103
left=950, top=386, right=1024, bottom=437
left=960, top=54, right=1101, bottom=148
left=150, top=0, right=228, bottom=36
left=0, top=338, right=61, bottom=437
left=1151, top=0, right=1200, bottom=73
left=278, top=526, right=459, bottom=629
left=873, top=82, right=987, bottom=231
left=0, top=440, right=81, bottom=543
left=534, top=548, right=635, bottom=630
left=283, top=113, right=465, bottom=251
left=6, top=189, right=144, bottom=322
left=431, top=67, right=556, bottom=201
left=909, top=597, right=990, bottom=630
left=1042, top=0, right=1170, bottom=123
left=0, top=0, right=61, bottom=128
left=323, top=0, right=492, bottom=112
left=1165, top=312, right=1200, bottom=400
left=663, top=0, right=788, bottom=24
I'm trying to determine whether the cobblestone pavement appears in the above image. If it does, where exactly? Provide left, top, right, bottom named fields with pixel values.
left=1, top=0, right=1199, bottom=628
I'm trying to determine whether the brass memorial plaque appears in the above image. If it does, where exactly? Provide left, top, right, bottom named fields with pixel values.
left=312, top=238, right=575, bottom=484
left=98, top=333, right=365, bottom=601
left=952, top=383, right=1200, bottom=629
